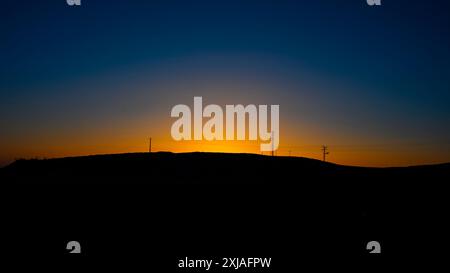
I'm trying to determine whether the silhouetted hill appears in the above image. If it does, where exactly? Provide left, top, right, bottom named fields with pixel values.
left=1, top=152, right=449, bottom=184
left=2, top=152, right=449, bottom=265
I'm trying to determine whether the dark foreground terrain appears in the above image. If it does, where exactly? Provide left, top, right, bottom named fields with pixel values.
left=1, top=152, right=449, bottom=270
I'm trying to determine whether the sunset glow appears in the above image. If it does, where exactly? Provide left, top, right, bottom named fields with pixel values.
left=1, top=1, right=450, bottom=167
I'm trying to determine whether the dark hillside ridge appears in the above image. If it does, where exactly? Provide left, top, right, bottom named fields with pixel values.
left=2, top=152, right=449, bottom=184
left=2, top=152, right=448, bottom=265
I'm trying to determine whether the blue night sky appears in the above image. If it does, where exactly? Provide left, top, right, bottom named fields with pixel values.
left=1, top=0, right=450, bottom=166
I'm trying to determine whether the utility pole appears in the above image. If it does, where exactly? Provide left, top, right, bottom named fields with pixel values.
left=149, top=137, right=152, bottom=153
left=271, top=131, right=274, bottom=156
left=322, top=145, right=329, bottom=162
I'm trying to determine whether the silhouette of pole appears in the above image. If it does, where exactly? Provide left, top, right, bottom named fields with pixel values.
left=322, top=145, right=328, bottom=161
left=322, top=145, right=329, bottom=162
left=271, top=131, right=274, bottom=156
left=149, top=137, right=152, bottom=153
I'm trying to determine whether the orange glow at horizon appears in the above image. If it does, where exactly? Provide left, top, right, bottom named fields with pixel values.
left=1, top=95, right=449, bottom=167
left=2, top=127, right=449, bottom=168
left=1, top=66, right=449, bottom=168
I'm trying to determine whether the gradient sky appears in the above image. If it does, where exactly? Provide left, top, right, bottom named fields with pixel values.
left=1, top=0, right=450, bottom=167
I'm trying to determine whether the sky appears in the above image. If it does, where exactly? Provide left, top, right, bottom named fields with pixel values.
left=1, top=0, right=450, bottom=167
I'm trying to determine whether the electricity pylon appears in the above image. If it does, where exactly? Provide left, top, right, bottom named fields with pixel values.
left=322, top=145, right=329, bottom=162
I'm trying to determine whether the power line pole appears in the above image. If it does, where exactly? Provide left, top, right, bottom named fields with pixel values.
left=149, top=137, right=152, bottom=153
left=322, top=145, right=329, bottom=162
left=271, top=131, right=274, bottom=156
